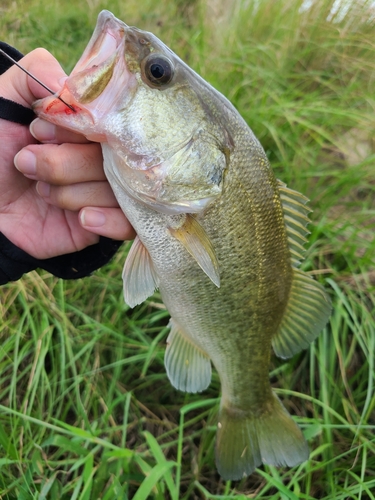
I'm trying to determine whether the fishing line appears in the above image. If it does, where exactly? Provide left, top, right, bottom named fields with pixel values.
left=0, top=48, right=76, bottom=112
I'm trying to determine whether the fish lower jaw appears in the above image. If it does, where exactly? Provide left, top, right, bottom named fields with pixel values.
left=33, top=92, right=76, bottom=115
left=33, top=94, right=107, bottom=141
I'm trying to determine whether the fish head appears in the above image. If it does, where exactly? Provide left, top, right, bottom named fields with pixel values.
left=34, top=10, right=232, bottom=214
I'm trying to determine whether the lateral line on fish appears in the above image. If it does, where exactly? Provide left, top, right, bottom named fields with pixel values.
left=0, top=48, right=76, bottom=112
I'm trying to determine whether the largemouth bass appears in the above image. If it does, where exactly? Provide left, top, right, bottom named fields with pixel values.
left=34, top=10, right=331, bottom=480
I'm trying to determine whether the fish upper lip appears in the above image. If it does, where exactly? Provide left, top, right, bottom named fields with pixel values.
left=70, top=11, right=127, bottom=76
left=35, top=11, right=129, bottom=119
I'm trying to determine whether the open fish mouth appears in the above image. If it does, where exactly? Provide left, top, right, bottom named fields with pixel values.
left=33, top=11, right=130, bottom=120
left=70, top=11, right=126, bottom=77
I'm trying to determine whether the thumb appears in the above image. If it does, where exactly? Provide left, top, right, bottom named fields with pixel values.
left=0, top=47, right=67, bottom=107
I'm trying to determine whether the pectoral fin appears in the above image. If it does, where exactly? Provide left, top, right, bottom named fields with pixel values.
left=122, top=236, right=159, bottom=308
left=168, top=214, right=220, bottom=287
left=272, top=268, right=331, bottom=358
left=165, top=319, right=212, bottom=393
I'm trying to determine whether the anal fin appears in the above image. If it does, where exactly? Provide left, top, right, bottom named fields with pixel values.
left=165, top=319, right=212, bottom=393
left=122, top=236, right=159, bottom=308
left=272, top=268, right=331, bottom=359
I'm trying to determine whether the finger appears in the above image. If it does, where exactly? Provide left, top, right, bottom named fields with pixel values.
left=15, top=142, right=105, bottom=184
left=0, top=48, right=66, bottom=106
left=30, top=118, right=91, bottom=144
left=79, top=207, right=136, bottom=241
left=36, top=180, right=118, bottom=211
left=27, top=48, right=67, bottom=98
left=0, top=49, right=90, bottom=148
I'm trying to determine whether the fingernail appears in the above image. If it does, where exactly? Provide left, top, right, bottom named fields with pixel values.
left=30, top=118, right=56, bottom=142
left=14, top=149, right=37, bottom=176
left=80, top=209, right=106, bottom=227
left=36, top=181, right=51, bottom=198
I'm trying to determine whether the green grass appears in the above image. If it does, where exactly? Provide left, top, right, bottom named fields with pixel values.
left=1, top=0, right=375, bottom=498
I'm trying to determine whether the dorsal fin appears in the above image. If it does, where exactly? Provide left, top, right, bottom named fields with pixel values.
left=277, top=180, right=311, bottom=267
left=274, top=182, right=331, bottom=358
left=272, top=268, right=331, bottom=358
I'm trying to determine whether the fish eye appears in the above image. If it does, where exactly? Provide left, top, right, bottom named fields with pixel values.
left=144, top=55, right=174, bottom=85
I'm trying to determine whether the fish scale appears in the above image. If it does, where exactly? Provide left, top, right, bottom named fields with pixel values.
left=33, top=10, right=331, bottom=480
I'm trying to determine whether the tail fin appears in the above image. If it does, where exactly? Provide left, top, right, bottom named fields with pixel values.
left=215, top=392, right=309, bottom=480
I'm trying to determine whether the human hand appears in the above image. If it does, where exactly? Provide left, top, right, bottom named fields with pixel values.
left=0, top=48, right=135, bottom=260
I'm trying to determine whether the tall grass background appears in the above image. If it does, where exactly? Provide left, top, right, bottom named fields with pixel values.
left=0, top=0, right=374, bottom=498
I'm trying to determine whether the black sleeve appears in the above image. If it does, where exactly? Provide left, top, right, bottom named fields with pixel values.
left=0, top=42, right=36, bottom=124
left=0, top=233, right=123, bottom=285
left=0, top=41, right=124, bottom=285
